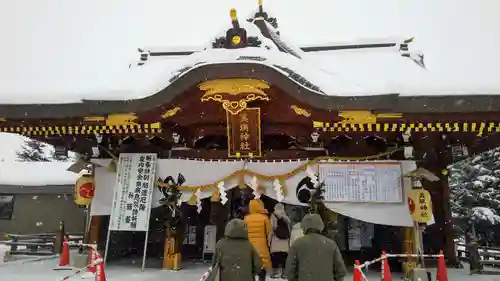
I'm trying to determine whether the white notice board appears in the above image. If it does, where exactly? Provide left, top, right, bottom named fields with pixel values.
left=203, top=225, right=217, bottom=254
left=109, top=153, right=158, bottom=231
left=319, top=161, right=403, bottom=203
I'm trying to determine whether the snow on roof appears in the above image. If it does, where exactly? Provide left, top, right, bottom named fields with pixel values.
left=1, top=0, right=500, bottom=105
left=0, top=161, right=77, bottom=186
left=123, top=47, right=384, bottom=99
left=305, top=48, right=432, bottom=96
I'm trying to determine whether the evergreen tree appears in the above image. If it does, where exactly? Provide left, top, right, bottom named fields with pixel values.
left=449, top=147, right=500, bottom=245
left=16, top=138, right=50, bottom=162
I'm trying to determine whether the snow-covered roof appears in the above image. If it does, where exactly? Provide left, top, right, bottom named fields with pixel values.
left=124, top=14, right=426, bottom=98
left=0, top=0, right=499, bottom=106
left=0, top=161, right=77, bottom=186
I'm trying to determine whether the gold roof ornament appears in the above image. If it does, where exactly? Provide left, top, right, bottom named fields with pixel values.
left=84, top=113, right=138, bottom=126
left=338, top=111, right=402, bottom=125
left=199, top=79, right=270, bottom=115
left=290, top=105, right=311, bottom=117
left=161, top=107, right=181, bottom=119
left=199, top=79, right=269, bottom=96
left=230, top=8, right=237, bottom=22
left=105, top=113, right=138, bottom=126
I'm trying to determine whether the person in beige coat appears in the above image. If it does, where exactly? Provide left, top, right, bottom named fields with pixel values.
left=269, top=203, right=292, bottom=279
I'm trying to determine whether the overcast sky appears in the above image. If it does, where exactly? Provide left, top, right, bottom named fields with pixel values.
left=0, top=0, right=499, bottom=160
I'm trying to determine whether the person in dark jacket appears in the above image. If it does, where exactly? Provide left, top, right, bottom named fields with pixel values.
left=466, top=232, right=482, bottom=274
left=213, top=218, right=262, bottom=281
left=285, top=213, right=347, bottom=281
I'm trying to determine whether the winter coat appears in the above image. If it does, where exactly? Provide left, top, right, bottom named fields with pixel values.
left=269, top=204, right=291, bottom=253
left=289, top=222, right=304, bottom=246
left=244, top=199, right=272, bottom=268
left=285, top=214, right=347, bottom=281
left=213, top=219, right=262, bottom=281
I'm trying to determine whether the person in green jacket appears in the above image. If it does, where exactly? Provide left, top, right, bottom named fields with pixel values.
left=212, top=218, right=262, bottom=281
left=285, top=213, right=347, bottom=281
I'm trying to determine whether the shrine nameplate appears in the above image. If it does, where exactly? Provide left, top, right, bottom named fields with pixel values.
left=226, top=107, right=261, bottom=158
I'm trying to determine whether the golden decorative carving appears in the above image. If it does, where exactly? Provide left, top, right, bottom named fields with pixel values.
left=199, top=79, right=270, bottom=115
left=106, top=113, right=138, bottom=126
left=338, top=111, right=402, bottom=124
left=84, top=113, right=138, bottom=126
left=290, top=105, right=311, bottom=117
left=161, top=107, right=181, bottom=119
left=84, top=116, right=105, bottom=122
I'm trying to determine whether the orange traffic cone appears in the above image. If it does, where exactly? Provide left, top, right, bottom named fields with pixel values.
left=94, top=253, right=107, bottom=281
left=54, top=236, right=71, bottom=270
left=381, top=250, right=393, bottom=281
left=436, top=250, right=448, bottom=281
left=353, top=260, right=362, bottom=281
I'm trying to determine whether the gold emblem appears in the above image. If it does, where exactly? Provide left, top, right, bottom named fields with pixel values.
left=232, top=36, right=241, bottom=45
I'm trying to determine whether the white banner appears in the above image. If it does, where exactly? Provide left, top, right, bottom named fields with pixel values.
left=92, top=158, right=433, bottom=227
left=109, top=153, right=157, bottom=231
left=319, top=161, right=403, bottom=203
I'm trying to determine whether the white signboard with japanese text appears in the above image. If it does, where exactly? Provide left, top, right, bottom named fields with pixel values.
left=109, top=153, right=157, bottom=231
left=203, top=225, right=217, bottom=254
left=319, top=162, right=403, bottom=203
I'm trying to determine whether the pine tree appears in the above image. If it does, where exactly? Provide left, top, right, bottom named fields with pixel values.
left=16, top=139, right=50, bottom=162
left=449, top=147, right=500, bottom=244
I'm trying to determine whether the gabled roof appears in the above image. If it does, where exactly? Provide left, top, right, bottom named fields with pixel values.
left=0, top=2, right=499, bottom=116
left=129, top=6, right=427, bottom=99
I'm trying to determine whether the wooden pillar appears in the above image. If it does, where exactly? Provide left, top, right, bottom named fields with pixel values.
left=437, top=144, right=459, bottom=266
left=416, top=135, right=458, bottom=266
left=87, top=216, right=101, bottom=245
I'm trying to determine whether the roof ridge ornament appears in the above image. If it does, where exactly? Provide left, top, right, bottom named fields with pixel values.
left=224, top=9, right=248, bottom=49
left=250, top=0, right=279, bottom=30
left=399, top=37, right=426, bottom=69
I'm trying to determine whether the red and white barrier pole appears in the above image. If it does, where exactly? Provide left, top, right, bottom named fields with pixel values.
left=58, top=258, right=103, bottom=281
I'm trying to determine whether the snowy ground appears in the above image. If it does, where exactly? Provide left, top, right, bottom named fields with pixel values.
left=0, top=257, right=499, bottom=281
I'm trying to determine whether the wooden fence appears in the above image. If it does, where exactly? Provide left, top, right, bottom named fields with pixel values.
left=1, top=232, right=84, bottom=256
left=456, top=242, right=500, bottom=273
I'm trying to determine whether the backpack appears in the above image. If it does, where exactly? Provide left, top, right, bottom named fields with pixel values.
left=274, top=216, right=290, bottom=240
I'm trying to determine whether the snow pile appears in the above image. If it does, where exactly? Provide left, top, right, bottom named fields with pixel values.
left=0, top=161, right=77, bottom=186
left=471, top=207, right=500, bottom=224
